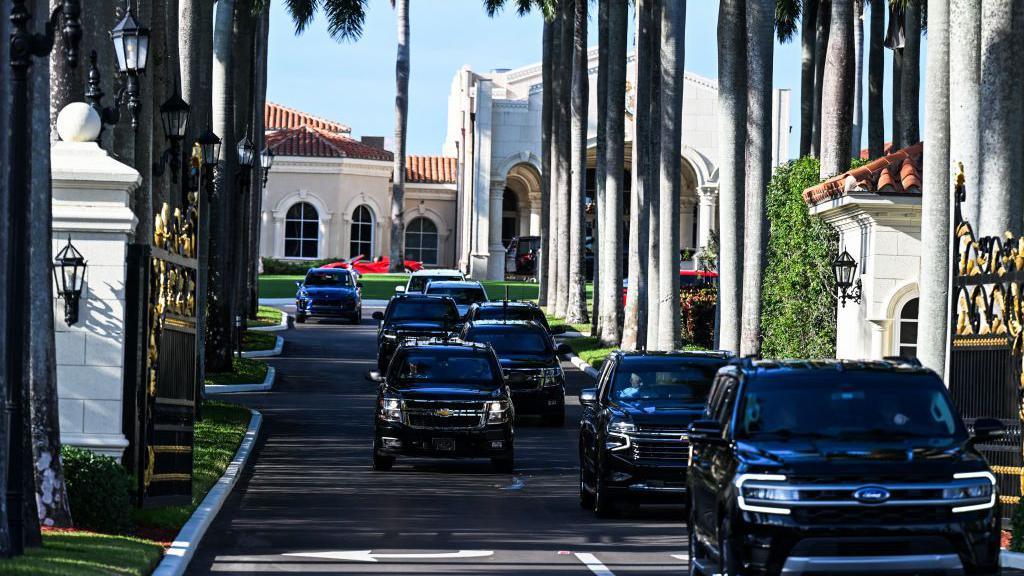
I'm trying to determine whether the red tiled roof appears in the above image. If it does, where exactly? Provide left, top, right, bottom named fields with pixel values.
left=265, top=102, right=350, bottom=134
left=406, top=156, right=457, bottom=184
left=803, top=142, right=923, bottom=206
left=859, top=142, right=894, bottom=160
left=265, top=125, right=393, bottom=162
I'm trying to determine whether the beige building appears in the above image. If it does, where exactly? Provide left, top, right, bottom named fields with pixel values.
left=260, top=102, right=459, bottom=267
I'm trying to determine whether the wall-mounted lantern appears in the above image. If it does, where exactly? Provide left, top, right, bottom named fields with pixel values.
left=197, top=127, right=222, bottom=168
left=832, top=249, right=863, bottom=308
left=109, top=2, right=150, bottom=128
left=260, top=147, right=275, bottom=187
left=53, top=236, right=87, bottom=326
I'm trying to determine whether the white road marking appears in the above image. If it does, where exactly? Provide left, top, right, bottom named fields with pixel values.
left=282, top=549, right=494, bottom=563
left=573, top=552, right=616, bottom=576
left=672, top=553, right=690, bottom=561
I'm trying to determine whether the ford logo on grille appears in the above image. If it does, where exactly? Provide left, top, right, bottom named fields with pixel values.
left=853, top=486, right=891, bottom=504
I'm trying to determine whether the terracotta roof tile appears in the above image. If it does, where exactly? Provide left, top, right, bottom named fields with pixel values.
left=803, top=142, right=923, bottom=206
left=859, top=142, right=894, bottom=160
left=265, top=102, right=351, bottom=134
left=266, top=125, right=393, bottom=162
left=406, top=155, right=457, bottom=184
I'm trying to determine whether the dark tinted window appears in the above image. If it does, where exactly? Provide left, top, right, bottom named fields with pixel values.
left=388, top=299, right=457, bottom=322
left=304, top=270, right=353, bottom=287
left=426, top=286, right=487, bottom=305
left=467, top=329, right=550, bottom=356
left=474, top=306, right=544, bottom=325
left=610, top=359, right=722, bottom=407
left=408, top=275, right=462, bottom=292
left=737, top=373, right=966, bottom=441
left=395, top=352, right=497, bottom=387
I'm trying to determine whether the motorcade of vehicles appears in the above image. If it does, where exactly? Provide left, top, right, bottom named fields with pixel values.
left=464, top=301, right=566, bottom=335
left=687, top=359, right=1003, bottom=576
left=396, top=268, right=465, bottom=294
left=578, top=351, right=732, bottom=516
left=294, top=267, right=363, bottom=324
left=368, top=338, right=515, bottom=472
left=372, top=294, right=461, bottom=372
left=423, top=280, right=489, bottom=319
left=460, top=320, right=570, bottom=427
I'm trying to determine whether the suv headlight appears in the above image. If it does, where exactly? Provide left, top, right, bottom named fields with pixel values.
left=541, top=366, right=563, bottom=386
left=487, top=400, right=510, bottom=424
left=605, top=419, right=635, bottom=452
left=950, top=471, right=997, bottom=513
left=735, top=474, right=791, bottom=515
left=379, top=396, right=402, bottom=422
left=382, top=331, right=398, bottom=342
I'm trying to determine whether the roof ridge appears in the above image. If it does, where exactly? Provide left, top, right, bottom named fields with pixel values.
left=265, top=102, right=351, bottom=133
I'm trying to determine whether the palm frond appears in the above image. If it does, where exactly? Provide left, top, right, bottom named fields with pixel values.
left=775, top=0, right=802, bottom=43
left=285, top=0, right=318, bottom=34
left=322, top=0, right=368, bottom=41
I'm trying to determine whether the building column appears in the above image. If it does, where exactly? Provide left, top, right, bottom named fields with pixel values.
left=319, top=213, right=333, bottom=260
left=680, top=197, right=697, bottom=249
left=469, top=79, right=494, bottom=279
left=488, top=184, right=507, bottom=280
left=697, top=186, right=719, bottom=250
left=273, top=214, right=285, bottom=258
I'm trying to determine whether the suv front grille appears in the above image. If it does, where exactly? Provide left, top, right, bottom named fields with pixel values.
left=629, top=427, right=689, bottom=461
left=503, top=368, right=543, bottom=391
left=793, top=506, right=951, bottom=525
left=403, top=400, right=486, bottom=430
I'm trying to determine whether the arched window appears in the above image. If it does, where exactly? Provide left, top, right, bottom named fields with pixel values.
left=284, top=202, right=319, bottom=258
left=894, top=297, right=919, bottom=358
left=350, top=205, right=374, bottom=259
left=405, top=217, right=439, bottom=265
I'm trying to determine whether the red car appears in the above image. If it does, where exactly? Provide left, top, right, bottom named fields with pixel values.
left=621, top=270, right=718, bottom=305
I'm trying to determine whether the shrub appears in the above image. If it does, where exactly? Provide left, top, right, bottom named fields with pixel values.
left=681, top=286, right=716, bottom=350
left=62, top=445, right=133, bottom=534
left=261, top=257, right=344, bottom=275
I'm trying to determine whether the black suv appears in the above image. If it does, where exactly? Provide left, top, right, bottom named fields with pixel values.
left=578, top=351, right=732, bottom=516
left=368, top=339, right=515, bottom=472
left=687, top=359, right=1003, bottom=576
left=465, top=301, right=566, bottom=335
left=372, top=294, right=461, bottom=372
left=460, top=320, right=570, bottom=426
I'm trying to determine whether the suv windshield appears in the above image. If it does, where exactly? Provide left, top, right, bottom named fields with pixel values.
left=304, top=271, right=353, bottom=287
left=610, top=360, right=721, bottom=406
left=468, top=330, right=550, bottom=356
left=427, top=286, right=487, bottom=306
left=736, top=375, right=967, bottom=441
left=389, top=299, right=457, bottom=322
left=475, top=307, right=544, bottom=325
left=395, top=352, right=497, bottom=386
left=408, top=275, right=462, bottom=292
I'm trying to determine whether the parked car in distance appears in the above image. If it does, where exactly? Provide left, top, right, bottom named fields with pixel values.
left=372, top=294, right=461, bottom=373
left=622, top=270, right=717, bottom=305
left=578, top=351, right=732, bottom=516
left=506, top=236, right=539, bottom=276
left=465, top=301, right=565, bottom=334
left=687, top=359, right=1003, bottom=576
left=294, top=268, right=363, bottom=324
left=424, top=280, right=488, bottom=319
left=368, top=339, right=515, bottom=472
left=396, top=268, right=465, bottom=294
left=461, top=320, right=570, bottom=426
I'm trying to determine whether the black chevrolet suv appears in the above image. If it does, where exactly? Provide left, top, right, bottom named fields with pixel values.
left=368, top=339, right=515, bottom=472
left=461, top=320, right=570, bottom=426
left=578, top=351, right=732, bottom=516
left=372, top=294, right=461, bottom=372
left=687, top=359, right=1003, bottom=576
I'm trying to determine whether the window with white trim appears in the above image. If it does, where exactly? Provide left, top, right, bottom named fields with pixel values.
left=895, top=297, right=919, bottom=359
left=405, top=217, right=439, bottom=265
left=350, top=205, right=374, bottom=259
left=284, top=202, right=319, bottom=259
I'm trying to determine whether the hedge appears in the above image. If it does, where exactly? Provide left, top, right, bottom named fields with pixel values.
left=681, top=287, right=716, bottom=350
left=62, top=445, right=134, bottom=534
left=261, top=257, right=344, bottom=275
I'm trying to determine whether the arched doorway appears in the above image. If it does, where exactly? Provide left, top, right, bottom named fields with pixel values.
left=502, top=190, right=519, bottom=246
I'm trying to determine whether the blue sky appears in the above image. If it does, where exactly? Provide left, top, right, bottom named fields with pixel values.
left=268, top=1, right=923, bottom=160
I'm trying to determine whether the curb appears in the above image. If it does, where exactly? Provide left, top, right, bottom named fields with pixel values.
left=250, top=312, right=289, bottom=332
left=1004, top=550, right=1024, bottom=570
left=258, top=298, right=292, bottom=306
left=241, top=335, right=284, bottom=359
left=563, top=352, right=599, bottom=379
left=152, top=409, right=262, bottom=576
left=206, top=366, right=276, bottom=395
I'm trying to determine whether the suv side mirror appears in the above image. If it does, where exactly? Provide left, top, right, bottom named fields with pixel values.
left=366, top=370, right=383, bottom=383
left=972, top=417, right=1005, bottom=442
left=549, top=325, right=567, bottom=335
left=372, top=311, right=385, bottom=321
left=688, top=420, right=725, bottom=444
left=555, top=343, right=571, bottom=356
left=395, top=285, right=406, bottom=293
left=579, top=388, right=598, bottom=407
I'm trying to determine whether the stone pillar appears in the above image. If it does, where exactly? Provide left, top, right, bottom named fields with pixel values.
left=469, top=79, right=494, bottom=279
left=697, top=186, right=719, bottom=250
left=51, top=104, right=141, bottom=460
left=488, top=185, right=508, bottom=280
left=272, top=214, right=285, bottom=258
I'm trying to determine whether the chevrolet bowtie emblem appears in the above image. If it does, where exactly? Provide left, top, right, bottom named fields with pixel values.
left=435, top=409, right=452, bottom=417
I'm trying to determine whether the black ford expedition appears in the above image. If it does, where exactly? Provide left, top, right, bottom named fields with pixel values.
left=369, top=339, right=515, bottom=472
left=372, top=294, right=461, bottom=372
left=578, top=351, right=732, bottom=516
left=687, top=359, right=1003, bottom=576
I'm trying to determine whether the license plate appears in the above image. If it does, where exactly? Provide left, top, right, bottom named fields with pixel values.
left=432, top=438, right=455, bottom=452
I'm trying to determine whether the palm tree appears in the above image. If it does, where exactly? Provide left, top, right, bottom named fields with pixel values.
left=949, top=0, right=980, bottom=224
left=851, top=0, right=864, bottom=154
left=546, top=7, right=563, bottom=311
left=389, top=0, right=410, bottom=272
left=592, top=0, right=608, bottom=337
left=799, top=0, right=818, bottom=157
left=917, top=0, right=948, bottom=376
left=0, top=0, right=11, bottom=551
left=657, top=0, right=685, bottom=351
left=599, top=0, right=627, bottom=346
left=978, top=0, right=1023, bottom=237
left=887, top=1, right=903, bottom=150
left=565, top=0, right=589, bottom=324
left=554, top=0, right=573, bottom=318
left=645, top=0, right=661, bottom=349
left=899, top=0, right=920, bottom=146
left=539, top=17, right=552, bottom=307
left=867, top=0, right=885, bottom=158
left=819, top=0, right=854, bottom=179
left=715, top=0, right=747, bottom=354
left=810, top=0, right=830, bottom=157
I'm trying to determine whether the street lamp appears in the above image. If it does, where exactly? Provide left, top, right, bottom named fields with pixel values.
left=832, top=250, right=863, bottom=307
left=109, top=1, right=149, bottom=128
left=237, top=134, right=256, bottom=169
left=197, top=127, right=223, bottom=168
left=261, top=147, right=275, bottom=187
left=53, top=236, right=88, bottom=326
left=152, top=92, right=191, bottom=183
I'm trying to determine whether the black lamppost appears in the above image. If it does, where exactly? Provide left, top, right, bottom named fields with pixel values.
left=7, top=0, right=81, bottom=556
left=198, top=127, right=223, bottom=169
left=108, top=1, right=149, bottom=129
left=260, top=147, right=275, bottom=187
left=832, top=250, right=863, bottom=308
left=152, top=93, right=191, bottom=184
left=53, top=237, right=88, bottom=326
left=237, top=134, right=256, bottom=174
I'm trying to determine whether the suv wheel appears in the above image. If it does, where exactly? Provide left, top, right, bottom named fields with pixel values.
left=718, top=519, right=741, bottom=576
left=687, top=508, right=704, bottom=576
left=578, top=453, right=595, bottom=509
left=593, top=475, right=614, bottom=517
left=372, top=449, right=394, bottom=471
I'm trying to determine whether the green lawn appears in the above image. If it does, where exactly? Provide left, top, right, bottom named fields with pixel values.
left=563, top=336, right=617, bottom=370
left=204, top=357, right=268, bottom=385
left=0, top=530, right=164, bottom=576
left=242, top=330, right=277, bottom=352
left=249, top=305, right=283, bottom=327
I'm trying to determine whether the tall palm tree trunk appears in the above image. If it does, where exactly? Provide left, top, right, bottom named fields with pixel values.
left=390, top=0, right=410, bottom=272
left=657, top=0, right=684, bottom=351
left=850, top=0, right=863, bottom=154
left=645, top=0, right=662, bottom=348
left=249, top=6, right=270, bottom=318
left=554, top=0, right=573, bottom=317
left=979, top=0, right=1023, bottom=237
left=800, top=0, right=818, bottom=157
left=810, top=0, right=830, bottom=157
left=867, top=0, right=884, bottom=158
left=566, top=0, right=589, bottom=324
left=716, top=0, right=747, bottom=353
left=545, top=9, right=562, bottom=311
left=622, top=0, right=653, bottom=350
left=599, top=0, right=627, bottom=346
left=819, top=0, right=854, bottom=179
left=231, top=2, right=255, bottom=323
left=539, top=18, right=553, bottom=307
left=891, top=47, right=902, bottom=149
left=0, top=0, right=12, bottom=552
left=918, top=0, right=950, bottom=376
left=949, top=0, right=981, bottom=224
left=592, top=0, right=609, bottom=337
left=899, top=0, right=920, bottom=146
